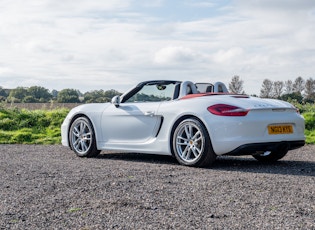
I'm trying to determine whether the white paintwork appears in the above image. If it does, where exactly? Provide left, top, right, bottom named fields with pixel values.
left=61, top=80, right=305, bottom=156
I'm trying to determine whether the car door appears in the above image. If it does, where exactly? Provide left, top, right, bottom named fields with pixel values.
left=100, top=101, right=162, bottom=143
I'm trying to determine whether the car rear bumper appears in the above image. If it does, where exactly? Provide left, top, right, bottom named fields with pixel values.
left=202, top=109, right=305, bottom=155
left=224, top=140, right=305, bottom=156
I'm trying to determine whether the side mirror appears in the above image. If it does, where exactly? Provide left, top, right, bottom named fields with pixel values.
left=111, top=95, right=121, bottom=107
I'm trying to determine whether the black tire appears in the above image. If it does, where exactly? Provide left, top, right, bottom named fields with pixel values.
left=252, top=146, right=288, bottom=163
left=172, top=118, right=216, bottom=167
left=69, top=116, right=100, bottom=157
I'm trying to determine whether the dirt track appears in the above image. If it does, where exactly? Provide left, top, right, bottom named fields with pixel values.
left=0, top=144, right=314, bottom=229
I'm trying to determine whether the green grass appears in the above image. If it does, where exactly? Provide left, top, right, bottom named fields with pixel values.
left=303, top=111, right=315, bottom=144
left=305, top=130, right=315, bottom=144
left=67, top=207, right=82, bottom=213
left=303, top=112, right=315, bottom=130
left=0, top=104, right=315, bottom=145
left=0, top=107, right=69, bottom=144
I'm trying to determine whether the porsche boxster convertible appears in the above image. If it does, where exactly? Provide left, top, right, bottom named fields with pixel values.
left=61, top=80, right=305, bottom=167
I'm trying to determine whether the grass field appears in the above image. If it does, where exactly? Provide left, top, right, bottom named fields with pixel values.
left=0, top=106, right=69, bottom=144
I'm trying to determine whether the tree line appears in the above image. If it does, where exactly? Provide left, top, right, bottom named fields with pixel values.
left=0, top=86, right=121, bottom=103
left=1, top=76, right=314, bottom=103
left=229, top=75, right=315, bottom=103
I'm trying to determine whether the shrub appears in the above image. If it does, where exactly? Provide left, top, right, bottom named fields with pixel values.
left=12, top=128, right=33, bottom=143
left=303, top=112, right=315, bottom=131
left=0, top=107, right=69, bottom=144
left=0, top=118, right=17, bottom=131
left=305, top=130, right=315, bottom=144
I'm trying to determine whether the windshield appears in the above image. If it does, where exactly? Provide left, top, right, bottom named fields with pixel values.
left=126, top=82, right=176, bottom=103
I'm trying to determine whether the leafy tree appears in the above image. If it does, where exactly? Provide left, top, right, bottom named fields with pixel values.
left=57, top=89, right=80, bottom=103
left=104, top=89, right=121, bottom=99
left=260, top=79, right=273, bottom=98
left=0, top=86, right=7, bottom=97
left=6, top=86, right=53, bottom=103
left=280, top=92, right=304, bottom=104
left=84, top=90, right=108, bottom=103
left=273, top=81, right=284, bottom=98
left=127, top=93, right=167, bottom=102
left=293, top=76, right=305, bottom=93
left=229, top=75, right=245, bottom=94
left=22, top=96, right=37, bottom=103
left=27, top=86, right=52, bottom=102
left=0, top=86, right=8, bottom=101
left=8, top=87, right=28, bottom=103
left=304, top=77, right=315, bottom=102
left=284, top=80, right=293, bottom=94
left=51, top=90, right=58, bottom=99
left=83, top=89, right=122, bottom=103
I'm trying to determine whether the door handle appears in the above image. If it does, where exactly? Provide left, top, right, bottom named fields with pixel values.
left=145, top=111, right=155, bottom=116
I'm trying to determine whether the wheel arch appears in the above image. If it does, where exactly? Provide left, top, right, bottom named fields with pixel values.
left=67, top=113, right=99, bottom=149
left=169, top=114, right=211, bottom=156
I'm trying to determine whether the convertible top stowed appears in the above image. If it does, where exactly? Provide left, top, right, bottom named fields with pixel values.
left=61, top=79, right=305, bottom=167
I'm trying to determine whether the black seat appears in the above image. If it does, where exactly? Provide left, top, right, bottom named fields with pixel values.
left=206, top=85, right=213, bottom=92
left=187, top=86, right=192, bottom=94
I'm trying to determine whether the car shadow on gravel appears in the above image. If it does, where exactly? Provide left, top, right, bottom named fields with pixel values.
left=213, top=156, right=315, bottom=177
left=97, top=152, right=315, bottom=177
left=97, top=152, right=179, bottom=165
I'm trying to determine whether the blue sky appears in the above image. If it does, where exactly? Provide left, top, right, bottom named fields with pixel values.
left=0, top=0, right=315, bottom=95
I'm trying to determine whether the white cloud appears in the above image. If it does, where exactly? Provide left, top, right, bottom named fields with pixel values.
left=185, top=1, right=216, bottom=8
left=0, top=0, right=315, bottom=95
left=0, top=67, right=12, bottom=75
left=213, top=47, right=244, bottom=64
left=237, top=0, right=315, bottom=12
left=154, top=46, right=198, bottom=65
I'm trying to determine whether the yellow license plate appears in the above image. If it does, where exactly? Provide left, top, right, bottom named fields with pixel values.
left=268, top=125, right=293, bottom=135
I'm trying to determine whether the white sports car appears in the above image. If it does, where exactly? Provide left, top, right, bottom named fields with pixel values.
left=61, top=80, right=305, bottom=167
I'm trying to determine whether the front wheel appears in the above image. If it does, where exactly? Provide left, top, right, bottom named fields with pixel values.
left=69, top=116, right=100, bottom=157
left=172, top=118, right=216, bottom=167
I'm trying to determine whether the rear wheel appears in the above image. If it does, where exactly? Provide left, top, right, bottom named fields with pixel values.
left=252, top=146, right=288, bottom=163
left=172, top=118, right=216, bottom=167
left=69, top=116, right=100, bottom=157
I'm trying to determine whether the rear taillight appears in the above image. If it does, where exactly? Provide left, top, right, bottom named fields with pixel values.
left=208, top=104, right=249, bottom=116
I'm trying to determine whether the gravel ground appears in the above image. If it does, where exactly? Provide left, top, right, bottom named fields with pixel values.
left=0, top=145, right=314, bottom=230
